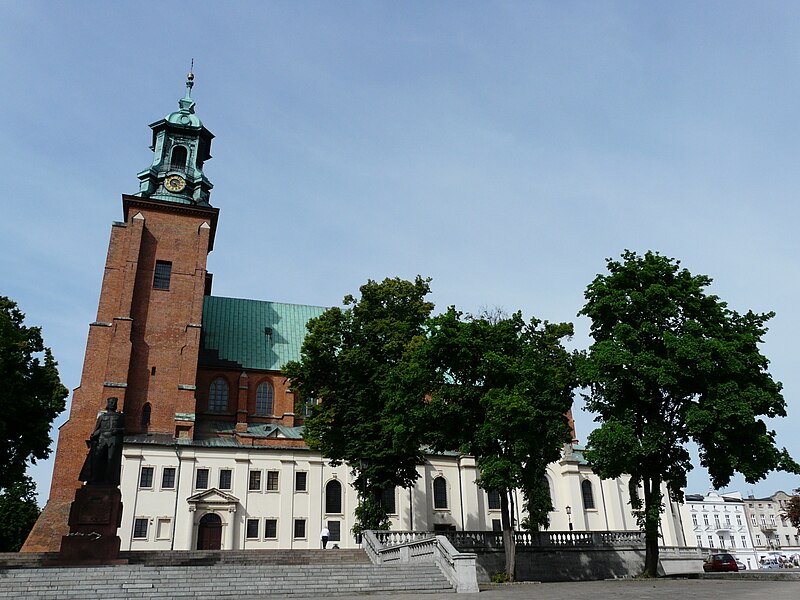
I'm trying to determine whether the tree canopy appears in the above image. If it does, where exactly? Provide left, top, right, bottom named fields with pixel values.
left=410, top=308, right=577, bottom=579
left=0, top=476, right=41, bottom=552
left=0, top=296, right=68, bottom=490
left=579, top=250, right=798, bottom=576
left=785, top=488, right=800, bottom=532
left=284, top=276, right=434, bottom=533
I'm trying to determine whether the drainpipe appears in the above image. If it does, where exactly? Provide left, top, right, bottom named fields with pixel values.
left=457, top=457, right=465, bottom=530
left=171, top=442, right=182, bottom=550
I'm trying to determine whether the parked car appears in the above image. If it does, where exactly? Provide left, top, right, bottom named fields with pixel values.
left=759, top=557, right=782, bottom=569
left=703, top=553, right=739, bottom=572
left=735, top=560, right=746, bottom=571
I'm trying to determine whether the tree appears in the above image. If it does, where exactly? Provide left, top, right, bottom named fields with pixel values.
left=0, top=476, right=41, bottom=551
left=285, top=277, right=434, bottom=535
left=0, top=296, right=68, bottom=490
left=410, top=308, right=576, bottom=580
left=784, top=488, right=800, bottom=532
left=579, top=251, right=798, bottom=577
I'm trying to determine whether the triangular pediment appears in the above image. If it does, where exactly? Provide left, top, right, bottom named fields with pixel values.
left=187, top=488, right=239, bottom=505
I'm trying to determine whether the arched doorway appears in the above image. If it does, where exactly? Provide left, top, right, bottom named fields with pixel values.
left=197, top=512, right=222, bottom=550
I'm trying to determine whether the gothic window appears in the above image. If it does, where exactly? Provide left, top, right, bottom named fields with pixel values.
left=325, top=479, right=343, bottom=514
left=141, top=403, right=151, bottom=429
left=581, top=479, right=595, bottom=509
left=153, top=261, right=172, bottom=290
left=255, top=381, right=274, bottom=415
left=208, top=378, right=229, bottom=413
left=170, top=145, right=188, bottom=169
left=433, top=476, right=448, bottom=510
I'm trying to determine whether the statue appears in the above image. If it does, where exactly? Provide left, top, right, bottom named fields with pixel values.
left=79, top=397, right=124, bottom=486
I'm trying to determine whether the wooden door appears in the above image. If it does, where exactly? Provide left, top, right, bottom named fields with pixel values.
left=197, top=513, right=222, bottom=550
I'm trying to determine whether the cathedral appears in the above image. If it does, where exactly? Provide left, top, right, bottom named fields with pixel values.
left=23, top=76, right=686, bottom=553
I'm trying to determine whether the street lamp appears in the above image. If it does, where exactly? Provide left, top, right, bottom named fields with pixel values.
left=566, top=505, right=573, bottom=531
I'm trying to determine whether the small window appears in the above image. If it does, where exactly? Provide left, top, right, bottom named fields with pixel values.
left=156, top=518, right=171, bottom=540
left=196, top=468, right=209, bottom=490
left=303, top=397, right=317, bottom=417
left=265, top=519, right=278, bottom=539
left=139, top=467, right=154, bottom=489
left=162, top=467, right=176, bottom=489
left=153, top=260, right=172, bottom=290
left=325, top=480, right=342, bottom=514
left=487, top=489, right=502, bottom=511
left=141, top=403, right=151, bottom=429
left=433, top=476, right=448, bottom=510
left=170, top=145, right=188, bottom=169
left=581, top=479, right=595, bottom=510
left=492, top=519, right=502, bottom=532
left=328, top=520, right=341, bottom=542
left=255, top=381, right=274, bottom=415
left=133, top=518, right=148, bottom=539
left=381, top=486, right=396, bottom=515
left=219, top=469, right=232, bottom=490
left=295, top=471, right=307, bottom=492
left=249, top=470, right=262, bottom=491
left=208, top=378, right=229, bottom=413
left=266, top=471, right=279, bottom=491
left=246, top=518, right=260, bottom=539
left=294, top=519, right=306, bottom=539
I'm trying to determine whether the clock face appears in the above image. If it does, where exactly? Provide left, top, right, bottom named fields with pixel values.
left=165, top=175, right=186, bottom=193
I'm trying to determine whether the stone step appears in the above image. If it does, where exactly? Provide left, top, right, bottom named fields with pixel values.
left=0, top=561, right=454, bottom=598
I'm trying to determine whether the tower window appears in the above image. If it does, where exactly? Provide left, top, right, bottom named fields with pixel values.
left=153, top=261, right=172, bottom=290
left=170, top=145, right=188, bottom=169
left=141, top=403, right=151, bottom=429
left=255, top=381, right=274, bottom=415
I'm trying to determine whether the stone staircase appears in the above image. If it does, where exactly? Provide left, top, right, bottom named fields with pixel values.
left=0, top=549, right=455, bottom=598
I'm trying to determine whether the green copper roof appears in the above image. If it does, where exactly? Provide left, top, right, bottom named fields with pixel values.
left=200, top=295, right=328, bottom=371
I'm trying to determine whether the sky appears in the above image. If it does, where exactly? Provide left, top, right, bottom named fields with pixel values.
left=2, top=1, right=799, bottom=505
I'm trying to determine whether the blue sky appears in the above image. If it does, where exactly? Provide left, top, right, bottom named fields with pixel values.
left=2, top=1, right=799, bottom=504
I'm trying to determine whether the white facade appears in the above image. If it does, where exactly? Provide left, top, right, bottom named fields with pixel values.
left=118, top=441, right=686, bottom=551
left=742, top=492, right=800, bottom=560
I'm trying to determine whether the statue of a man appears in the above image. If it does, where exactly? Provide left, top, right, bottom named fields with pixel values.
left=79, top=397, right=125, bottom=486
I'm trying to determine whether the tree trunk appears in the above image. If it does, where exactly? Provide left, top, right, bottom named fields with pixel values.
left=501, top=490, right=516, bottom=581
left=642, top=476, right=661, bottom=577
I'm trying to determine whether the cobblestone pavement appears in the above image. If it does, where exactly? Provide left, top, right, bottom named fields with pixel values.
left=308, top=578, right=799, bottom=600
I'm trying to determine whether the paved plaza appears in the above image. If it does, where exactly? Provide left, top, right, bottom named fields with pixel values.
left=313, top=578, right=800, bottom=600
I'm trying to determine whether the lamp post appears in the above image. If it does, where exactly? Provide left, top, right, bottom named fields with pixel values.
left=566, top=505, right=573, bottom=531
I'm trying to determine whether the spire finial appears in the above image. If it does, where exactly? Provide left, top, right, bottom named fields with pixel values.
left=185, top=59, right=195, bottom=98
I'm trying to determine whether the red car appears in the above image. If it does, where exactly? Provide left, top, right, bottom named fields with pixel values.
left=703, top=553, right=739, bottom=572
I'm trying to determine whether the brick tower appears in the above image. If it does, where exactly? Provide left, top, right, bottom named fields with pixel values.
left=23, top=73, right=218, bottom=552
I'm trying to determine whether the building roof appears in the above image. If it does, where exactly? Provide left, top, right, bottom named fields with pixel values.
left=199, top=295, right=328, bottom=371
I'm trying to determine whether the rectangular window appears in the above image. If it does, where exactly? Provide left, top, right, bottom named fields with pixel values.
left=328, top=520, right=341, bottom=542
left=266, top=471, right=279, bottom=491
left=139, top=466, right=154, bottom=489
left=294, top=519, right=306, bottom=539
left=487, top=490, right=502, bottom=511
left=741, top=536, right=747, bottom=547
left=195, top=468, right=209, bottom=490
left=756, top=534, right=762, bottom=545
left=153, top=260, right=172, bottom=290
left=707, top=536, right=713, bottom=547
left=381, top=487, right=397, bottom=515
left=696, top=536, right=703, bottom=547
left=264, top=519, right=278, bottom=539
left=246, top=518, right=260, bottom=539
left=692, top=514, right=698, bottom=526
left=736, top=515, right=742, bottom=526
left=770, top=515, right=776, bottom=526
left=751, top=515, right=757, bottom=526
left=161, top=467, right=176, bottom=489
left=219, top=469, right=232, bottom=490
left=156, top=518, right=171, bottom=540
left=295, top=471, right=307, bottom=492
left=249, top=470, right=262, bottom=491
left=492, top=519, right=503, bottom=533
left=133, top=518, right=148, bottom=539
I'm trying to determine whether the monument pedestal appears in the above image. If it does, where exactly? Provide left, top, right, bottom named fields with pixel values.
left=55, top=485, right=127, bottom=565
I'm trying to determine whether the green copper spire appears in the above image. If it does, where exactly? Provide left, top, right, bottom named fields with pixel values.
left=136, top=69, right=215, bottom=206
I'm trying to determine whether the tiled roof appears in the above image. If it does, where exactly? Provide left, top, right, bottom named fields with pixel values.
left=200, top=295, right=328, bottom=371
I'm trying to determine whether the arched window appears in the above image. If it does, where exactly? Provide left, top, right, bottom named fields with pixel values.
left=141, top=403, right=151, bottom=429
left=208, top=378, right=229, bottom=413
left=170, top=145, right=188, bottom=169
left=255, top=381, right=274, bottom=415
left=541, top=476, right=553, bottom=504
left=581, top=479, right=595, bottom=510
left=325, top=479, right=342, bottom=514
left=433, top=476, right=448, bottom=510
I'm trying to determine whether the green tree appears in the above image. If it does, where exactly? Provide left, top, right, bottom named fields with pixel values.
left=285, top=277, right=434, bottom=535
left=0, top=296, right=68, bottom=490
left=0, top=476, right=41, bottom=551
left=410, top=308, right=576, bottom=580
left=784, top=488, right=800, bottom=532
left=579, top=251, right=798, bottom=577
